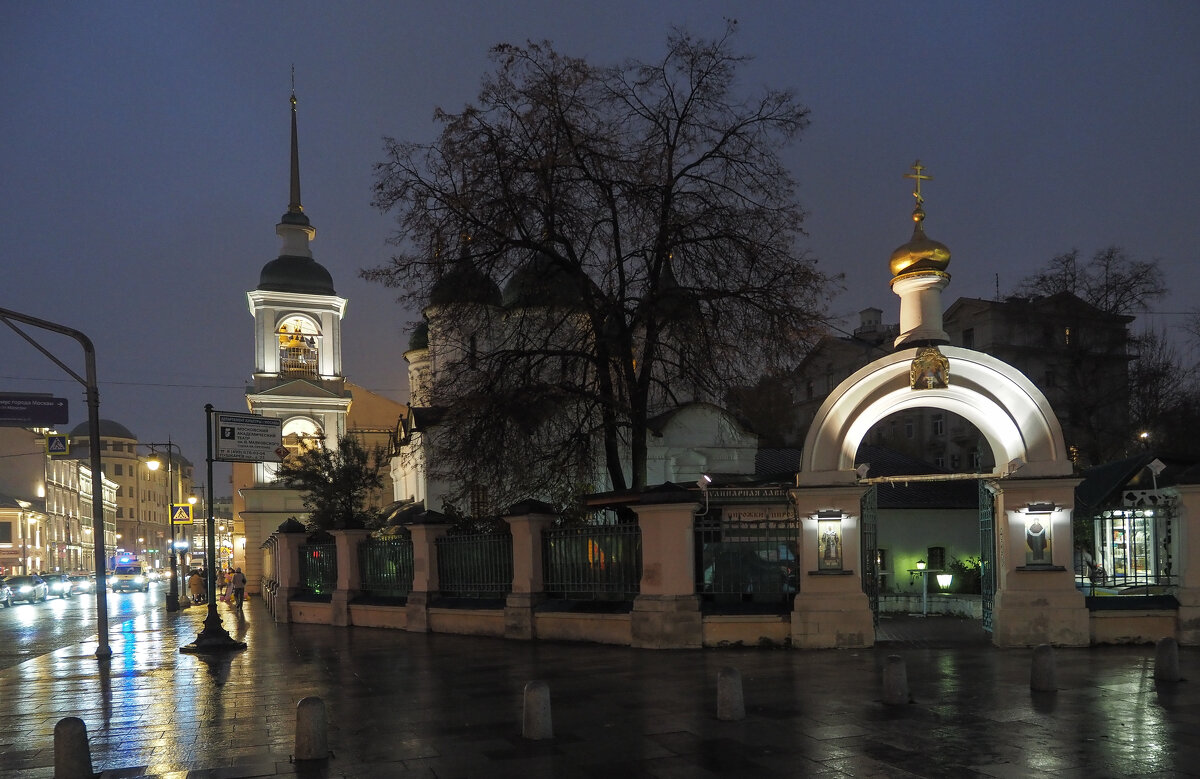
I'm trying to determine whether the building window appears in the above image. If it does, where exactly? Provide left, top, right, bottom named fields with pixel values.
left=905, top=419, right=914, bottom=439
left=0, top=522, right=11, bottom=544
left=951, top=454, right=961, bottom=470
left=927, top=546, right=946, bottom=570
left=932, top=414, right=945, bottom=436
left=114, top=464, right=123, bottom=476
left=934, top=455, right=946, bottom=469
left=961, top=328, right=974, bottom=349
left=970, top=448, right=982, bottom=470
left=1064, top=326, right=1072, bottom=346
left=116, top=508, right=124, bottom=519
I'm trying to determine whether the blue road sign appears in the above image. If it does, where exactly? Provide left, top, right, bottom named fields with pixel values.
left=46, top=433, right=69, bottom=455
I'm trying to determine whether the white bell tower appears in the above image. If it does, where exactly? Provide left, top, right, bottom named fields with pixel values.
left=245, top=88, right=350, bottom=483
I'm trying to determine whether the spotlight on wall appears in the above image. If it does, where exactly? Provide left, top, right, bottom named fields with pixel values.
left=855, top=463, right=870, bottom=480
left=1005, top=458, right=1026, bottom=476
left=697, top=474, right=712, bottom=491
left=1026, top=502, right=1055, bottom=514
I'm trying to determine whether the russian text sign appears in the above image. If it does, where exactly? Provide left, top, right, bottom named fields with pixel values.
left=0, top=394, right=68, bottom=426
left=213, top=411, right=283, bottom=463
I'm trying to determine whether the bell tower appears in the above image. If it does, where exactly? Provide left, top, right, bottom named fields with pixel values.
left=244, top=87, right=351, bottom=481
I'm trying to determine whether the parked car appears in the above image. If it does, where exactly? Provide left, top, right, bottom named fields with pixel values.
left=4, top=575, right=49, bottom=604
left=0, top=580, right=12, bottom=608
left=40, top=573, right=76, bottom=598
left=67, top=573, right=96, bottom=593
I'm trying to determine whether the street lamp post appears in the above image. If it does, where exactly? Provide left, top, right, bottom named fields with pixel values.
left=144, top=437, right=189, bottom=612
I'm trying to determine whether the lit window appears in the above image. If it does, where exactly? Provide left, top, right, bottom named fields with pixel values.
left=932, top=414, right=945, bottom=436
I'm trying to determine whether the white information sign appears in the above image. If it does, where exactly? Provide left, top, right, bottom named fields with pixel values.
left=213, top=411, right=283, bottom=463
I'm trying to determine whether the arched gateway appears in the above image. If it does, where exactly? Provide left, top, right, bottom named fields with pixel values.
left=788, top=162, right=1088, bottom=649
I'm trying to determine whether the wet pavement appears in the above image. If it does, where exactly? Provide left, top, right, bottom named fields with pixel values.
left=0, top=599, right=1198, bottom=777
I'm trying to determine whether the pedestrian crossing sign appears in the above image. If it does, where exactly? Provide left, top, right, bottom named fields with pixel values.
left=46, top=434, right=69, bottom=456
left=171, top=503, right=194, bottom=525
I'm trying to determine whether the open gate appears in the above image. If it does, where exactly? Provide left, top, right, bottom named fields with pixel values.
left=979, top=480, right=996, bottom=633
left=861, top=484, right=879, bottom=628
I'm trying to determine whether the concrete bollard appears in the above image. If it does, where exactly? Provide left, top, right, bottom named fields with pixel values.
left=881, top=654, right=909, bottom=705
left=1030, top=644, right=1057, bottom=692
left=522, top=680, right=553, bottom=740
left=295, top=696, right=328, bottom=761
left=716, top=666, right=746, bottom=721
left=1155, top=636, right=1181, bottom=683
left=54, top=717, right=93, bottom=779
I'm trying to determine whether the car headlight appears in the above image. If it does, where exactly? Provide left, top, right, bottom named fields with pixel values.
left=133, top=576, right=144, bottom=584
left=18, top=586, right=31, bottom=593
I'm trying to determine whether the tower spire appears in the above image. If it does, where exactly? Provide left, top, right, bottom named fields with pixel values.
left=287, top=66, right=306, bottom=221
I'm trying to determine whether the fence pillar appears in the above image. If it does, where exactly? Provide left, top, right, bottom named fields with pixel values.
left=405, top=517, right=450, bottom=632
left=504, top=501, right=558, bottom=640
left=631, top=501, right=703, bottom=649
left=272, top=525, right=307, bottom=624
left=329, top=529, right=371, bottom=627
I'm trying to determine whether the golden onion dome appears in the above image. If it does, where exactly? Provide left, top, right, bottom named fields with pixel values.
left=889, top=206, right=951, bottom=276
left=889, top=160, right=951, bottom=277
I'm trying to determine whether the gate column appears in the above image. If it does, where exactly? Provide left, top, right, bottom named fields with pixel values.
left=989, top=477, right=1088, bottom=647
left=631, top=501, right=703, bottom=649
left=1169, top=484, right=1200, bottom=644
left=789, top=485, right=875, bottom=649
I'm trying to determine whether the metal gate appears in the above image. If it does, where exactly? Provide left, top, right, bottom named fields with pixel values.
left=861, top=485, right=879, bottom=628
left=979, top=480, right=996, bottom=633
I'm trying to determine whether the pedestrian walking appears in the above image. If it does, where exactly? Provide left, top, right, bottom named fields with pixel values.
left=188, top=570, right=206, bottom=604
left=230, top=568, right=247, bottom=609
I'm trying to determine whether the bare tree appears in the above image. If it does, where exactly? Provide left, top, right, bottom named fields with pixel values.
left=1014, top=246, right=1165, bottom=315
left=366, top=25, right=837, bottom=503
left=1129, top=329, right=1200, bottom=456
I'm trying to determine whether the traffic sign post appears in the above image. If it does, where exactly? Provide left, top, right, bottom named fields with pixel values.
left=213, top=411, right=284, bottom=463
left=45, top=433, right=69, bottom=456
left=171, top=503, right=194, bottom=525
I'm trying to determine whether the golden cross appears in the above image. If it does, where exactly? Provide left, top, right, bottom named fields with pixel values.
left=904, top=160, right=932, bottom=206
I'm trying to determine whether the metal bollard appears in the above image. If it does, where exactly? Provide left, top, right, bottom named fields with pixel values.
left=881, top=654, right=909, bottom=705
left=54, top=717, right=93, bottom=779
left=522, top=680, right=553, bottom=740
left=1030, top=644, right=1057, bottom=692
left=1155, top=636, right=1181, bottom=683
left=716, top=666, right=745, bottom=721
left=295, top=696, right=328, bottom=761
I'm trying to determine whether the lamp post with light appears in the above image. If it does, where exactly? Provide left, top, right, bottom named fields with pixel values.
left=143, top=437, right=190, bottom=612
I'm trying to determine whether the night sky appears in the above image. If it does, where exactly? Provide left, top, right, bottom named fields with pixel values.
left=3, top=1, right=1197, bottom=479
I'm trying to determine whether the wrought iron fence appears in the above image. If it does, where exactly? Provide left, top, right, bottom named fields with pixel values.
left=436, top=531, right=513, bottom=598
left=695, top=516, right=799, bottom=606
left=543, top=522, right=641, bottom=600
left=360, top=535, right=414, bottom=599
left=298, top=543, right=337, bottom=598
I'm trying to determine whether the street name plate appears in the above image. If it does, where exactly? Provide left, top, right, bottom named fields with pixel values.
left=0, top=393, right=68, bottom=426
left=213, top=411, right=283, bottom=462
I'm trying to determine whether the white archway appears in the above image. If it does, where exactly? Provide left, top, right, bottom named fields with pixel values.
left=798, top=346, right=1072, bottom=485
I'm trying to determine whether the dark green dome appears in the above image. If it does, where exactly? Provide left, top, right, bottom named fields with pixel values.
left=408, top=321, right=429, bottom=351
left=502, top=253, right=589, bottom=309
left=428, top=256, right=502, bottom=307
left=257, top=254, right=336, bottom=295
